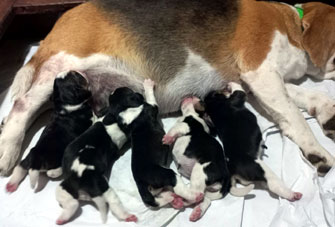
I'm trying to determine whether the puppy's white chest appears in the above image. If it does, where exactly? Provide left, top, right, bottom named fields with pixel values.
left=264, top=31, right=307, bottom=81
left=104, top=123, right=127, bottom=149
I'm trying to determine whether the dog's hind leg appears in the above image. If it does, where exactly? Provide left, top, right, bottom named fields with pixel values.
left=285, top=83, right=335, bottom=140
left=189, top=196, right=211, bottom=222
left=5, top=146, right=33, bottom=192
left=190, top=162, right=209, bottom=194
left=143, top=79, right=157, bottom=106
left=5, top=165, right=27, bottom=192
left=103, top=187, right=138, bottom=222
left=47, top=167, right=63, bottom=178
left=91, top=196, right=108, bottom=223
left=242, top=71, right=335, bottom=176
left=85, top=174, right=137, bottom=222
left=55, top=184, right=80, bottom=225
left=256, top=159, right=302, bottom=201
left=205, top=190, right=223, bottom=200
left=163, top=122, right=190, bottom=145
left=169, top=162, right=208, bottom=208
left=153, top=190, right=175, bottom=207
left=0, top=66, right=55, bottom=175
left=172, top=174, right=204, bottom=204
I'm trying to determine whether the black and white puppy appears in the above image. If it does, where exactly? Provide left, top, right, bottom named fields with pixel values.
left=111, top=79, right=203, bottom=209
left=56, top=106, right=137, bottom=225
left=6, top=71, right=93, bottom=192
left=204, top=82, right=303, bottom=201
left=162, top=96, right=232, bottom=222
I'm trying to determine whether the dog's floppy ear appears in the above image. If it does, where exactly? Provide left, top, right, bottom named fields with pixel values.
left=301, top=3, right=335, bottom=68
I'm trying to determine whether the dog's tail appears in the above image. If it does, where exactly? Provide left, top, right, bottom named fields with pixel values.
left=10, top=62, right=36, bottom=101
left=229, top=176, right=255, bottom=197
left=55, top=184, right=80, bottom=225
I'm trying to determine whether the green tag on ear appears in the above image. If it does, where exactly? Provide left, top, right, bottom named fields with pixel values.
left=294, top=4, right=304, bottom=19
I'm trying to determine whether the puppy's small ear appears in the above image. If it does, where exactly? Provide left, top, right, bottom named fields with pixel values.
left=229, top=91, right=246, bottom=107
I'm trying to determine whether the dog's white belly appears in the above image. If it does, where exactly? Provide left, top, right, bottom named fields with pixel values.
left=157, top=49, right=227, bottom=113
left=39, top=50, right=226, bottom=113
left=264, top=31, right=308, bottom=81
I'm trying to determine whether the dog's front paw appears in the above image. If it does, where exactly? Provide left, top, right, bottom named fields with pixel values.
left=306, top=153, right=334, bottom=176
left=5, top=165, right=28, bottom=192
left=162, top=134, right=175, bottom=145
left=189, top=206, right=202, bottom=222
left=310, top=100, right=335, bottom=140
left=143, top=79, right=155, bottom=89
left=46, top=167, right=63, bottom=178
left=125, top=214, right=138, bottom=222
left=6, top=182, right=19, bottom=193
left=321, top=114, right=335, bottom=140
left=288, top=192, right=303, bottom=202
left=171, top=193, right=184, bottom=209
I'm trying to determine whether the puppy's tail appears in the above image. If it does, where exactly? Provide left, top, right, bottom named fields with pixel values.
left=229, top=176, right=254, bottom=197
left=10, top=62, right=35, bottom=101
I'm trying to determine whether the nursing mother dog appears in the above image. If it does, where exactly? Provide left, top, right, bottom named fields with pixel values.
left=1, top=0, right=335, bottom=176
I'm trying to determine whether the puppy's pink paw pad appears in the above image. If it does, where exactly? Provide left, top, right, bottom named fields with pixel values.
left=195, top=193, right=204, bottom=203
left=143, top=79, right=155, bottom=87
left=189, top=206, right=202, bottom=222
left=56, top=219, right=67, bottom=225
left=289, top=192, right=303, bottom=202
left=125, top=215, right=138, bottom=222
left=6, top=183, right=18, bottom=193
left=171, top=196, right=184, bottom=209
left=162, top=135, right=175, bottom=145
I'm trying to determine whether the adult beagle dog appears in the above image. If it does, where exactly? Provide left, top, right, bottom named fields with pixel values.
left=1, top=0, right=335, bottom=176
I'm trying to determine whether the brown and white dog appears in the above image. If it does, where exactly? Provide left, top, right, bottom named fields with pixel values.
left=1, top=0, right=335, bottom=176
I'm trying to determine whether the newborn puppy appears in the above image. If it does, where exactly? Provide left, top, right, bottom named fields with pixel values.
left=6, top=71, right=93, bottom=192
left=163, top=96, right=232, bottom=222
left=56, top=108, right=137, bottom=225
left=111, top=79, right=202, bottom=209
left=204, top=82, right=303, bottom=201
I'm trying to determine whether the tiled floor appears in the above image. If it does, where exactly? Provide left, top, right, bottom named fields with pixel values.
left=0, top=39, right=37, bottom=93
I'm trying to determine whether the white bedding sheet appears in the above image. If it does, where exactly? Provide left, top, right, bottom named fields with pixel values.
left=0, top=46, right=335, bottom=227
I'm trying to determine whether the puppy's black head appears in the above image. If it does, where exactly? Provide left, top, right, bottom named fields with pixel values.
left=205, top=90, right=246, bottom=108
left=52, top=71, right=91, bottom=106
left=204, top=91, right=228, bottom=107
left=109, top=87, right=144, bottom=112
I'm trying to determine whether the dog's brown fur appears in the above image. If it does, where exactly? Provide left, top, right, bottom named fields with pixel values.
left=232, top=0, right=303, bottom=72
left=29, top=3, right=147, bottom=82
